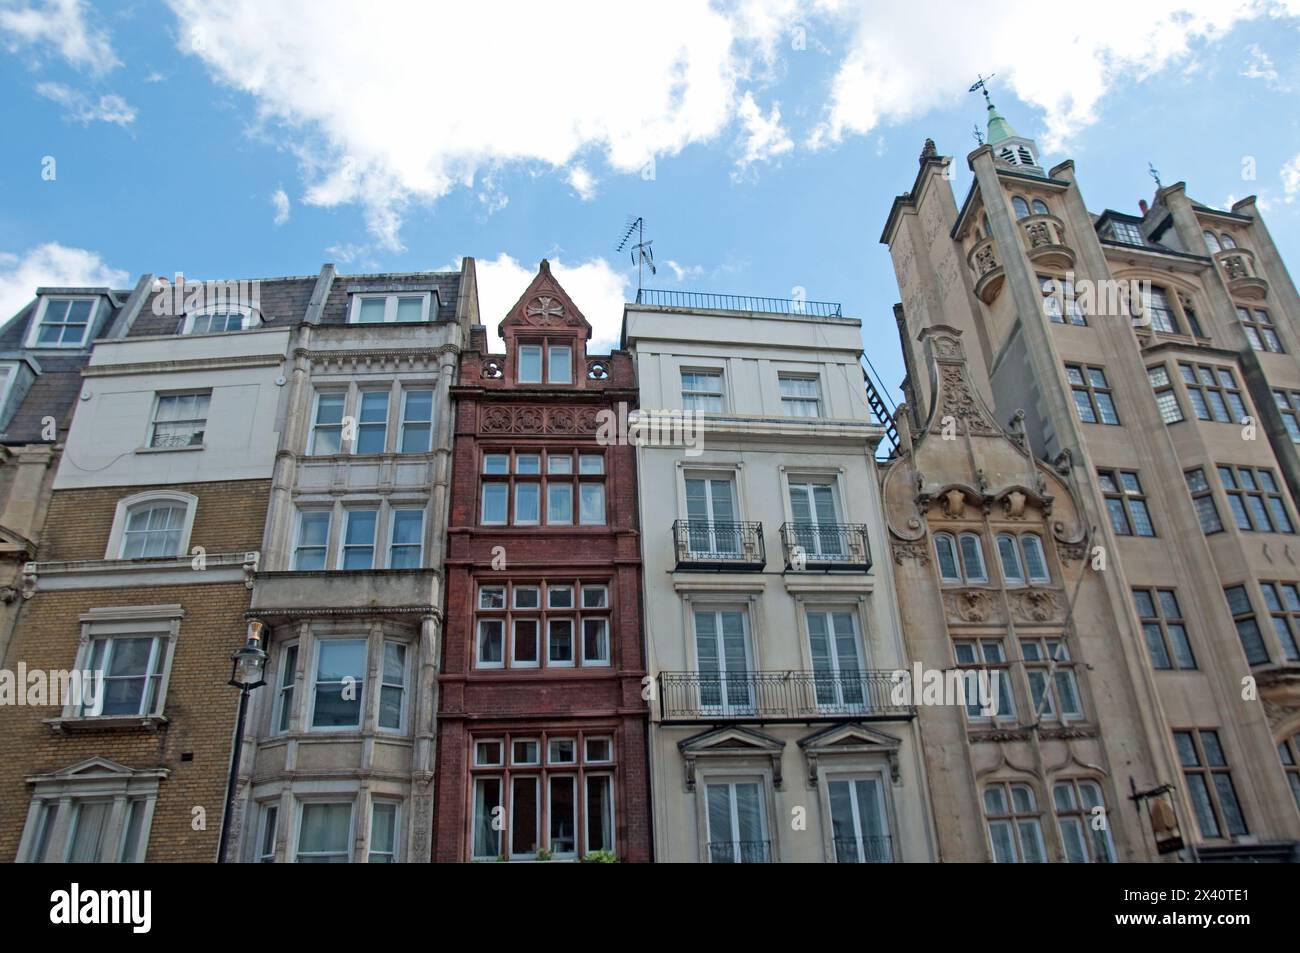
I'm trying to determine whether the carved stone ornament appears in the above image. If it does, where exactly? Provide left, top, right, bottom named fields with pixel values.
left=943, top=589, right=1000, bottom=623
left=479, top=405, right=604, bottom=435
left=937, top=366, right=998, bottom=434
left=524, top=295, right=569, bottom=327
left=1010, top=588, right=1060, bottom=622
left=892, top=539, right=931, bottom=566
left=1003, top=490, right=1027, bottom=518
left=942, top=488, right=967, bottom=519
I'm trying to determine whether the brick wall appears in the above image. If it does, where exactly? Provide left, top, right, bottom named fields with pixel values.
left=39, top=479, right=271, bottom=561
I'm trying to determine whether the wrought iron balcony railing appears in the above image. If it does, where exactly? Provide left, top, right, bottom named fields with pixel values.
left=833, top=835, right=893, bottom=863
left=779, top=522, right=871, bottom=571
left=707, top=839, right=771, bottom=863
left=658, top=670, right=914, bottom=723
left=672, top=520, right=765, bottom=571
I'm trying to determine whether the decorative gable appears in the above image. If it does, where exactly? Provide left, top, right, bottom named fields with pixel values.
left=496, top=260, right=592, bottom=387
left=678, top=725, right=786, bottom=791
left=798, top=722, right=902, bottom=786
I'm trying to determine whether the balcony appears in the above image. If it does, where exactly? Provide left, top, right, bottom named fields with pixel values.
left=635, top=288, right=843, bottom=318
left=1214, top=248, right=1268, bottom=300
left=658, top=670, right=915, bottom=724
left=833, top=835, right=893, bottom=863
left=672, top=520, right=765, bottom=571
left=779, top=522, right=871, bottom=571
left=967, top=236, right=1004, bottom=304
left=1019, top=214, right=1075, bottom=271
left=707, top=839, right=770, bottom=863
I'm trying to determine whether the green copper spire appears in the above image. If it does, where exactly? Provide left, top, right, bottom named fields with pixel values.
left=986, top=99, right=1018, bottom=145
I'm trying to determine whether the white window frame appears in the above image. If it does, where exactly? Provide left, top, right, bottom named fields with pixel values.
left=25, top=294, right=101, bottom=349
left=63, top=605, right=183, bottom=723
left=292, top=508, right=332, bottom=570
left=702, top=776, right=770, bottom=863
left=272, top=641, right=299, bottom=734
left=477, top=618, right=506, bottom=669
left=337, top=507, right=379, bottom=570
left=253, top=801, right=279, bottom=862
left=293, top=799, right=356, bottom=863
left=308, top=391, right=347, bottom=455
left=17, top=758, right=165, bottom=864
left=354, top=389, right=391, bottom=455
left=105, top=491, right=198, bottom=561
left=803, top=607, right=867, bottom=712
left=368, top=800, right=402, bottom=863
left=307, top=637, right=369, bottom=732
left=377, top=639, right=409, bottom=734
left=399, top=388, right=434, bottom=453
left=517, top=344, right=543, bottom=383
left=147, top=390, right=212, bottom=450
left=681, top=368, right=725, bottom=412
left=547, top=344, right=573, bottom=384
left=347, top=293, right=433, bottom=324
left=824, top=770, right=893, bottom=863
left=778, top=373, right=823, bottom=417
left=512, top=617, right=541, bottom=668
left=181, top=305, right=256, bottom=335
left=386, top=507, right=425, bottom=569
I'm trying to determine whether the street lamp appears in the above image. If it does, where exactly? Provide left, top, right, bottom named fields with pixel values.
left=217, top=620, right=268, bottom=863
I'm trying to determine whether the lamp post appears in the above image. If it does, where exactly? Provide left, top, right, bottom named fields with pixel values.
left=217, top=620, right=268, bottom=863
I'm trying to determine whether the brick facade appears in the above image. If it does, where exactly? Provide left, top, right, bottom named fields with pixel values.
left=0, top=479, right=270, bottom=862
left=432, top=262, right=650, bottom=862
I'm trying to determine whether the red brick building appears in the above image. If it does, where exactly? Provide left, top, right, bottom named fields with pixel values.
left=433, top=261, right=649, bottom=862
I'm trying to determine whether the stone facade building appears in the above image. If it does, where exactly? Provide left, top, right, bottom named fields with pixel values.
left=880, top=100, right=1300, bottom=860
left=433, top=262, right=650, bottom=862
left=623, top=291, right=934, bottom=863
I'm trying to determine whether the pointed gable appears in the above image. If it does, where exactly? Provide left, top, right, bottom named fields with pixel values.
left=496, top=260, right=592, bottom=387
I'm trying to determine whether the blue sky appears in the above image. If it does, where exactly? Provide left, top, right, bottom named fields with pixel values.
left=2, top=0, right=1299, bottom=403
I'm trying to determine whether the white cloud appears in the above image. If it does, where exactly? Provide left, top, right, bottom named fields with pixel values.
left=35, top=81, right=135, bottom=125
left=0, top=0, right=119, bottom=75
left=271, top=188, right=290, bottom=226
left=470, top=253, right=631, bottom=352
left=664, top=259, right=705, bottom=282
left=0, top=242, right=129, bottom=325
left=1241, top=43, right=1279, bottom=83
left=166, top=0, right=755, bottom=249
left=1282, top=154, right=1300, bottom=203
left=162, top=0, right=1300, bottom=245
left=807, top=0, right=1300, bottom=152
left=731, top=91, right=793, bottom=181
left=567, top=165, right=597, bottom=201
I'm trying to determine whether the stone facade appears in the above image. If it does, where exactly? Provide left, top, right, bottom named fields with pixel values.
left=880, top=106, right=1300, bottom=860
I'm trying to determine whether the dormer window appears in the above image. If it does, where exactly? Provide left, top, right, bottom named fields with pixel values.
left=548, top=345, right=572, bottom=383
left=348, top=292, right=434, bottom=324
left=519, top=344, right=543, bottom=383
left=183, top=308, right=253, bottom=334
left=1109, top=221, right=1145, bottom=246
left=26, top=295, right=100, bottom=348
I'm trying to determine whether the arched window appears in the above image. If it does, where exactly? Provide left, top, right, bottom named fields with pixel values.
left=1203, top=230, right=1221, bottom=254
left=983, top=783, right=1046, bottom=863
left=996, top=534, right=1024, bottom=584
left=959, top=533, right=988, bottom=583
left=1021, top=534, right=1050, bottom=583
left=1054, top=779, right=1116, bottom=863
left=109, top=491, right=197, bottom=559
left=1012, top=196, right=1031, bottom=220
left=934, top=533, right=961, bottom=583
left=182, top=305, right=257, bottom=335
left=1031, top=199, right=1048, bottom=216
left=1220, top=232, right=1236, bottom=249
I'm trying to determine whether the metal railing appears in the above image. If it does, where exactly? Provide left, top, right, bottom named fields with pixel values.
left=636, top=288, right=843, bottom=318
left=672, top=520, right=765, bottom=570
left=707, top=839, right=771, bottom=863
left=658, top=670, right=914, bottom=722
left=832, top=835, right=893, bottom=863
left=779, top=522, right=871, bottom=570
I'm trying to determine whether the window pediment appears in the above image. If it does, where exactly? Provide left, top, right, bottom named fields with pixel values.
left=799, top=723, right=902, bottom=785
left=678, top=726, right=785, bottom=790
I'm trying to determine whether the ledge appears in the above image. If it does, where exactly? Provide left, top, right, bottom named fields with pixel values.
left=43, top=714, right=170, bottom=734
left=23, top=551, right=258, bottom=595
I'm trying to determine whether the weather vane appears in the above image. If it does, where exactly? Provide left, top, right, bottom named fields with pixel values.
left=969, top=73, right=995, bottom=106
left=1148, top=161, right=1162, bottom=188
left=972, top=124, right=985, bottom=146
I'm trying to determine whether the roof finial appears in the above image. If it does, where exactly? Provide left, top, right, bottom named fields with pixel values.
left=1148, top=161, right=1162, bottom=189
left=969, top=73, right=995, bottom=106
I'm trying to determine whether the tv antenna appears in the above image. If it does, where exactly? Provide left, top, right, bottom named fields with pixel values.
left=616, top=216, right=655, bottom=293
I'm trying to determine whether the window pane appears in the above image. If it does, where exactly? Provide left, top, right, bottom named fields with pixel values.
left=515, top=484, right=539, bottom=523
left=312, top=640, right=366, bottom=727
left=395, top=296, right=423, bottom=322
left=369, top=803, right=397, bottom=862
left=547, top=483, right=573, bottom=524
left=580, top=483, right=605, bottom=524
left=481, top=483, right=507, bottom=523
left=357, top=299, right=385, bottom=323
left=518, top=345, right=542, bottom=382
left=298, top=803, right=352, bottom=862
left=473, top=779, right=502, bottom=858
left=586, top=775, right=613, bottom=853
left=548, top=345, right=572, bottom=384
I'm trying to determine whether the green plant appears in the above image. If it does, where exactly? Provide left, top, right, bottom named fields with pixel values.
left=536, top=848, right=553, bottom=861
left=582, top=849, right=619, bottom=863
